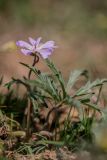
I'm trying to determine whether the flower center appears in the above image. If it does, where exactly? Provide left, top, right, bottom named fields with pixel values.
left=30, top=45, right=36, bottom=53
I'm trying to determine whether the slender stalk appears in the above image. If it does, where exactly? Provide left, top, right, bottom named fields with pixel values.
left=96, top=84, right=103, bottom=105
left=28, top=55, right=39, bottom=79
left=92, top=84, right=103, bottom=120
left=26, top=98, right=31, bottom=136
left=26, top=54, right=39, bottom=137
left=44, top=98, right=66, bottom=130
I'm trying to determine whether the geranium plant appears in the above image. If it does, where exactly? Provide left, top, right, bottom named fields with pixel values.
left=0, top=36, right=106, bottom=157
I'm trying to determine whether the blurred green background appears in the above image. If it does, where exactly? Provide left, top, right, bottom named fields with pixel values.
left=1, top=0, right=107, bottom=37
left=0, top=0, right=107, bottom=81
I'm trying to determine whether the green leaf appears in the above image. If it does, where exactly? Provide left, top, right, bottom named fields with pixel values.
left=84, top=102, right=101, bottom=112
left=75, top=79, right=107, bottom=96
left=66, top=70, right=88, bottom=94
left=36, top=140, right=64, bottom=147
left=46, top=59, right=66, bottom=99
left=4, top=79, right=14, bottom=90
left=28, top=78, right=60, bottom=101
left=20, top=62, right=41, bottom=78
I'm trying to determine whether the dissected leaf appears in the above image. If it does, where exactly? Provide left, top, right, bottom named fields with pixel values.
left=66, top=70, right=88, bottom=94
left=46, top=59, right=66, bottom=98
left=75, top=79, right=107, bottom=96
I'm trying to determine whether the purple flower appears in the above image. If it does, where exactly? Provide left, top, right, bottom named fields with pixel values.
left=16, top=37, right=57, bottom=59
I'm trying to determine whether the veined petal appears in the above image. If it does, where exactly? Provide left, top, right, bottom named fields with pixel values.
left=28, top=37, right=36, bottom=45
left=39, top=48, right=53, bottom=59
left=21, top=49, right=32, bottom=55
left=35, top=37, right=42, bottom=46
left=16, top=40, right=32, bottom=49
left=41, top=41, right=56, bottom=49
left=16, top=37, right=57, bottom=57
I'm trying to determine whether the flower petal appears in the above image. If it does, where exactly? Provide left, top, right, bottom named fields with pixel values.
left=21, top=49, right=32, bottom=55
left=39, top=48, right=53, bottom=59
left=16, top=40, right=32, bottom=49
left=35, top=37, right=42, bottom=46
left=41, top=41, right=56, bottom=49
left=28, top=37, right=36, bottom=45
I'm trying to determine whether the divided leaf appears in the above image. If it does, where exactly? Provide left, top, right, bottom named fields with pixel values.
left=66, top=70, right=88, bottom=94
